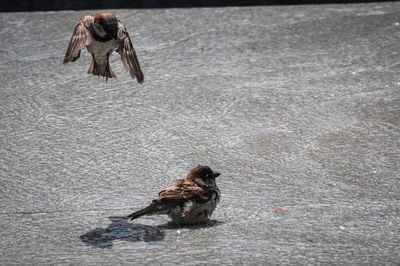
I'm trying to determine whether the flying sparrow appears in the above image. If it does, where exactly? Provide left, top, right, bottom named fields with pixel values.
left=127, top=165, right=221, bottom=225
left=64, top=12, right=144, bottom=83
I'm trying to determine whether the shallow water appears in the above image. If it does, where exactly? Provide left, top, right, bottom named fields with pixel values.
left=0, top=3, right=399, bottom=265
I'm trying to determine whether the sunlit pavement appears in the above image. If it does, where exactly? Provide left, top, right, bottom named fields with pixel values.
left=0, top=3, right=399, bottom=264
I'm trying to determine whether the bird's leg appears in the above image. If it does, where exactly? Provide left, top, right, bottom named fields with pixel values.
left=105, top=53, right=110, bottom=82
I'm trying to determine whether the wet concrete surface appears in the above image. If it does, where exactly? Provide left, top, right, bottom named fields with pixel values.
left=0, top=2, right=399, bottom=265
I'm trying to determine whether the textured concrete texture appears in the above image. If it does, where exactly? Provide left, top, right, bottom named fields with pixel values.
left=0, top=2, right=399, bottom=265
left=0, top=0, right=385, bottom=12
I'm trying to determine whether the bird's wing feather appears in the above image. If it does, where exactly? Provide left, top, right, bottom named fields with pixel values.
left=158, top=179, right=211, bottom=203
left=63, top=16, right=93, bottom=64
left=116, top=20, right=144, bottom=83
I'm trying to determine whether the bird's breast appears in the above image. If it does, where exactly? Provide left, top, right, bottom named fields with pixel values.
left=87, top=39, right=118, bottom=59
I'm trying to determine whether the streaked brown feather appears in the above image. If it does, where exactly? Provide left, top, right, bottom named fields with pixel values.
left=157, top=179, right=210, bottom=202
left=116, top=20, right=144, bottom=83
left=64, top=17, right=92, bottom=64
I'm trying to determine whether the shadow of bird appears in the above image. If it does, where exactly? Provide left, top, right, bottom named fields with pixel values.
left=80, top=216, right=164, bottom=248
left=80, top=216, right=223, bottom=248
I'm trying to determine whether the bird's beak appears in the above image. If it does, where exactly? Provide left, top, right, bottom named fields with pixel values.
left=213, top=173, right=221, bottom=178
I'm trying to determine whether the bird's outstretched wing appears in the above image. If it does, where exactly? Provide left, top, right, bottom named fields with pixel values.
left=64, top=16, right=93, bottom=64
left=116, top=20, right=144, bottom=83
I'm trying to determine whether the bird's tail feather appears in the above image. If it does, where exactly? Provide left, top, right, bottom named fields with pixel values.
left=127, top=208, right=150, bottom=220
left=127, top=202, right=170, bottom=220
left=88, top=56, right=116, bottom=81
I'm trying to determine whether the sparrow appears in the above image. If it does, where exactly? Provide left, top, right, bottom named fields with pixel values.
left=63, top=12, right=144, bottom=83
left=127, top=165, right=221, bottom=225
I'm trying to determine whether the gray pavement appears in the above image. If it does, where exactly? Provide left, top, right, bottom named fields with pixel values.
left=0, top=2, right=399, bottom=265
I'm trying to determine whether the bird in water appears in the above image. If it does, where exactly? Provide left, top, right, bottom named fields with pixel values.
left=128, top=165, right=221, bottom=225
left=64, top=12, right=144, bottom=83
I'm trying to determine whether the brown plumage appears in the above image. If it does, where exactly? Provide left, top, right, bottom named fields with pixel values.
left=127, top=165, right=221, bottom=225
left=64, top=12, right=144, bottom=83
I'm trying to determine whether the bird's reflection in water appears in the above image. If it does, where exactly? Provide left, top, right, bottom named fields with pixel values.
left=80, top=216, right=164, bottom=248
left=80, top=217, right=223, bottom=248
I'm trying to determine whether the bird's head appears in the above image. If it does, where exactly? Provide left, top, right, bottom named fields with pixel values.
left=186, top=165, right=220, bottom=186
left=92, top=13, right=108, bottom=37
